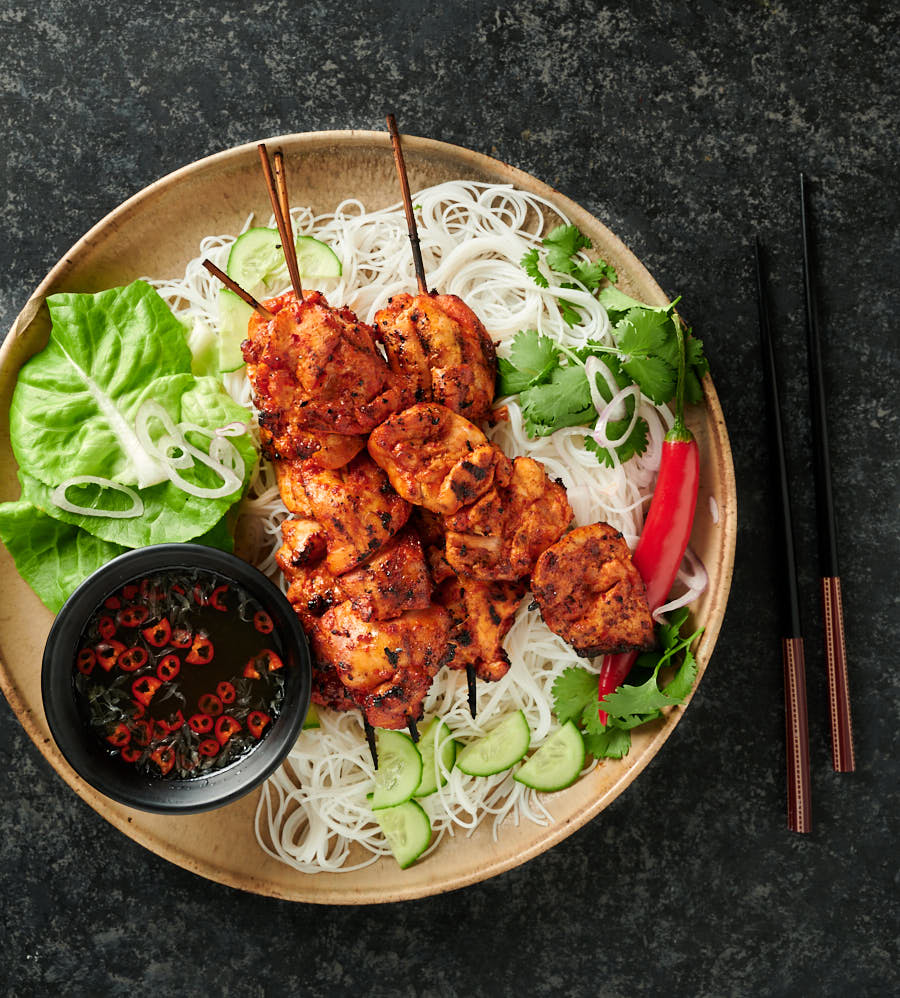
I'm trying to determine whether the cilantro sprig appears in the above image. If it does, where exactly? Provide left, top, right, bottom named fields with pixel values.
left=549, top=607, right=703, bottom=760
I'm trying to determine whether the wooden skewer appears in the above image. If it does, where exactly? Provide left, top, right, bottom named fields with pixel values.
left=386, top=113, right=428, bottom=295
left=363, top=715, right=379, bottom=769
left=273, top=150, right=291, bottom=225
left=201, top=260, right=273, bottom=318
left=466, top=666, right=477, bottom=719
left=406, top=716, right=420, bottom=743
left=257, top=143, right=304, bottom=302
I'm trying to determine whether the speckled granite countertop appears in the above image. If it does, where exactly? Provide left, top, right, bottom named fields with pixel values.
left=1, top=2, right=897, bottom=995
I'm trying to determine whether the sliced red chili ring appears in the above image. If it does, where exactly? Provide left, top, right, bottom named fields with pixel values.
left=253, top=610, right=274, bottom=634
left=76, top=648, right=96, bottom=675
left=122, top=583, right=140, bottom=601
left=120, top=745, right=142, bottom=763
left=106, top=722, right=131, bottom=747
left=198, top=738, right=220, bottom=757
left=243, top=657, right=261, bottom=680
left=157, top=710, right=185, bottom=734
left=214, top=714, right=241, bottom=745
left=156, top=654, right=181, bottom=682
left=104, top=595, right=121, bottom=610
left=210, top=584, right=229, bottom=612
left=132, top=675, right=163, bottom=706
left=193, top=584, right=209, bottom=607
left=216, top=681, right=236, bottom=705
left=261, top=649, right=284, bottom=672
left=131, top=719, right=154, bottom=747
left=197, top=692, right=223, bottom=717
left=98, top=615, right=116, bottom=640
left=96, top=640, right=126, bottom=671
left=170, top=627, right=193, bottom=649
left=150, top=744, right=175, bottom=776
left=142, top=619, right=172, bottom=647
left=247, top=710, right=271, bottom=739
left=131, top=699, right=146, bottom=720
left=117, top=605, right=149, bottom=628
left=188, top=713, right=213, bottom=734
left=185, top=635, right=214, bottom=665
left=118, top=647, right=149, bottom=672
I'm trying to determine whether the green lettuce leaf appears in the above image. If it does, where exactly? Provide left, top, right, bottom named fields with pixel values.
left=10, top=281, right=195, bottom=489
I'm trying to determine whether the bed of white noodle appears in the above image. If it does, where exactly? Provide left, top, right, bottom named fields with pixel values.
left=149, top=180, right=707, bottom=874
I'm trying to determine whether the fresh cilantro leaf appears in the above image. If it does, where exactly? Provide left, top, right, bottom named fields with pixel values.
left=657, top=606, right=691, bottom=651
left=597, top=285, right=667, bottom=320
left=615, top=309, right=678, bottom=403
left=543, top=224, right=591, bottom=274
left=684, top=368, right=704, bottom=405
left=581, top=689, right=606, bottom=736
left=584, top=416, right=649, bottom=467
left=509, top=329, right=559, bottom=382
left=520, top=247, right=548, bottom=288
left=551, top=667, right=598, bottom=725
left=583, top=726, right=631, bottom=759
left=520, top=364, right=595, bottom=437
left=558, top=297, right=583, bottom=328
left=599, top=671, right=679, bottom=720
left=661, top=648, right=699, bottom=703
left=572, top=257, right=617, bottom=291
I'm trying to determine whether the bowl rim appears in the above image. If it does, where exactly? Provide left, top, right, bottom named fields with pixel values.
left=0, top=128, right=737, bottom=902
left=41, top=543, right=311, bottom=815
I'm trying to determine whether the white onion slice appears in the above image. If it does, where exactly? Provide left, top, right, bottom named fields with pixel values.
left=216, top=420, right=252, bottom=437
left=51, top=477, right=144, bottom=519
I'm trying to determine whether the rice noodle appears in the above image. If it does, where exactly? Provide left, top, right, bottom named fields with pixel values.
left=149, top=180, right=708, bottom=874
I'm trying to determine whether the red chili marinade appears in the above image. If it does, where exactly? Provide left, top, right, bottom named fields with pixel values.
left=73, top=569, right=286, bottom=779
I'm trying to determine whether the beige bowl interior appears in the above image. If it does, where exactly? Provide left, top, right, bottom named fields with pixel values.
left=0, top=131, right=736, bottom=903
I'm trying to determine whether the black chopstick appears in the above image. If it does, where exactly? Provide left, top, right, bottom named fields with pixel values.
left=754, top=237, right=812, bottom=834
left=800, top=174, right=855, bottom=773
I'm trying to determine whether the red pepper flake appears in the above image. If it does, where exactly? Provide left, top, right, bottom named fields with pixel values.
left=132, top=675, right=163, bottom=706
left=197, top=692, right=223, bottom=717
left=198, top=738, right=220, bottom=757
left=118, top=646, right=149, bottom=673
left=214, top=715, right=241, bottom=746
left=142, top=619, right=172, bottom=647
left=117, top=605, right=149, bottom=628
left=170, top=627, right=193, bottom=649
left=188, top=713, right=213, bottom=734
left=185, top=635, right=214, bottom=665
left=253, top=610, right=274, bottom=634
left=150, top=744, right=175, bottom=776
left=120, top=745, right=142, bottom=764
left=104, top=595, right=121, bottom=610
left=216, top=681, right=236, bottom=705
left=156, top=654, right=181, bottom=682
left=210, top=584, right=229, bottom=612
left=96, top=640, right=126, bottom=671
left=106, top=722, right=131, bottom=747
left=76, top=648, right=96, bottom=675
left=98, top=615, right=116, bottom=640
left=247, top=710, right=271, bottom=739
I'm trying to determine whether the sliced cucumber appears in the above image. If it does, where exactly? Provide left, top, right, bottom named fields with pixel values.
left=217, top=289, right=254, bottom=372
left=302, top=703, right=320, bottom=730
left=414, top=719, right=457, bottom=797
left=371, top=729, right=423, bottom=809
left=375, top=799, right=432, bottom=869
left=226, top=228, right=341, bottom=299
left=514, top=721, right=585, bottom=792
left=457, top=710, right=531, bottom=777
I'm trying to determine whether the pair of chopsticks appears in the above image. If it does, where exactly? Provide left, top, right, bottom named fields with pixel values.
left=754, top=173, right=855, bottom=835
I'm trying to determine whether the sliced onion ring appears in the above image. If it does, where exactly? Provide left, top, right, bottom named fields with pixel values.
left=51, top=477, right=144, bottom=519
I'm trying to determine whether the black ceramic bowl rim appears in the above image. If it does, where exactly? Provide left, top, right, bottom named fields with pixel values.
left=42, top=543, right=311, bottom=815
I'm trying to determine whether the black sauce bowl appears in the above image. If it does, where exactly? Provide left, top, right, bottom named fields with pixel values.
left=42, top=543, right=310, bottom=815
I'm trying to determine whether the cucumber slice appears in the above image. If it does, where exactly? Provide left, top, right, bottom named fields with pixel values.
left=371, top=729, right=423, bottom=809
left=217, top=289, right=253, bottom=372
left=414, top=719, right=457, bottom=797
left=375, top=799, right=432, bottom=869
left=514, top=721, right=585, bottom=792
left=302, top=703, right=320, bottom=730
left=457, top=710, right=531, bottom=777
left=226, top=228, right=341, bottom=299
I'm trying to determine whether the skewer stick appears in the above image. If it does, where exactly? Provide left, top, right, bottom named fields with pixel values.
left=257, top=143, right=304, bottom=302
left=363, top=715, right=379, bottom=769
left=406, top=716, right=420, bottom=743
left=386, top=114, right=428, bottom=295
left=273, top=150, right=291, bottom=225
left=466, top=665, right=477, bottom=718
left=201, top=260, right=274, bottom=318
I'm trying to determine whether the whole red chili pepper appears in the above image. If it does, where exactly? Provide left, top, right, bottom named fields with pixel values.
left=596, top=320, right=700, bottom=725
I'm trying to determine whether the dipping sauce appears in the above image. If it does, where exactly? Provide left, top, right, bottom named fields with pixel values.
left=73, top=568, right=286, bottom=779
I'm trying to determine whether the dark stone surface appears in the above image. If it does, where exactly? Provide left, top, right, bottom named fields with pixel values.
left=1, top=1, right=897, bottom=995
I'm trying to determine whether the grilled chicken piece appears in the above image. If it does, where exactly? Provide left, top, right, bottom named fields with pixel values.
left=531, top=523, right=655, bottom=657
left=435, top=573, right=526, bottom=682
left=367, top=403, right=511, bottom=515
left=308, top=602, right=454, bottom=729
left=264, top=427, right=366, bottom=468
left=274, top=459, right=314, bottom=515
left=311, top=661, right=363, bottom=713
left=242, top=289, right=402, bottom=447
left=275, top=517, right=327, bottom=574
left=284, top=529, right=432, bottom=623
left=443, top=456, right=573, bottom=581
left=299, top=452, right=411, bottom=575
left=373, top=292, right=496, bottom=420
